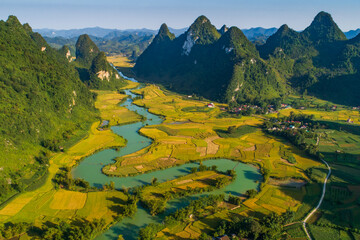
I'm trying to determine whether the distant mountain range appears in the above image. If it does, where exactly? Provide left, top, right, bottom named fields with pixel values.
left=135, top=12, right=360, bottom=106
left=35, top=27, right=187, bottom=39
left=37, top=26, right=360, bottom=61
left=36, top=26, right=360, bottom=41
left=345, top=28, right=360, bottom=39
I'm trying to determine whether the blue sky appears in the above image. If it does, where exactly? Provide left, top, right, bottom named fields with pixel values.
left=1, top=0, right=359, bottom=31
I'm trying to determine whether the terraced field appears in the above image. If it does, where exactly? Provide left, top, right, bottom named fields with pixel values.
left=97, top=85, right=327, bottom=239
left=2, top=79, right=358, bottom=239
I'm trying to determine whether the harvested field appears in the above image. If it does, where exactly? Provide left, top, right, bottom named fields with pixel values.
left=50, top=190, right=87, bottom=210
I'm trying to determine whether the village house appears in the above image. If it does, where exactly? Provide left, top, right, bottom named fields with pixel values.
left=207, top=103, right=215, bottom=108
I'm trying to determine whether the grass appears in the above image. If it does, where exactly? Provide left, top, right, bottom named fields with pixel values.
left=215, top=125, right=259, bottom=138
left=3, top=81, right=356, bottom=239
left=50, top=190, right=87, bottom=210
left=273, top=106, right=360, bottom=125
left=101, top=85, right=323, bottom=238
left=107, top=55, right=134, bottom=68
left=141, top=171, right=232, bottom=202
left=284, top=223, right=307, bottom=239
left=308, top=224, right=344, bottom=240
left=107, top=85, right=326, bottom=238
left=93, top=88, right=141, bottom=126
left=182, top=106, right=214, bottom=113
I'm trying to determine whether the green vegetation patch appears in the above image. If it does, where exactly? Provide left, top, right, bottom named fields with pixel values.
left=215, top=125, right=258, bottom=138
left=182, top=106, right=214, bottom=113
left=279, top=145, right=297, bottom=164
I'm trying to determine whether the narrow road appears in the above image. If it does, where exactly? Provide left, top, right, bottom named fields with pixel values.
left=302, top=136, right=331, bottom=240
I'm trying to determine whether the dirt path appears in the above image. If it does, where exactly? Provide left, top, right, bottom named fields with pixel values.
left=302, top=136, right=331, bottom=240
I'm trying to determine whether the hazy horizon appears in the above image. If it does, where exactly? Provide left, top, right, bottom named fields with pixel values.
left=1, top=0, right=360, bottom=31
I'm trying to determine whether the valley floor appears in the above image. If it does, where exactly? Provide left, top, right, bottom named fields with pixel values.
left=1, top=76, right=359, bottom=240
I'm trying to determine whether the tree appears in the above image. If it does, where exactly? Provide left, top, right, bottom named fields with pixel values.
left=199, top=232, right=211, bottom=240
left=151, top=177, right=158, bottom=185
left=214, top=177, right=230, bottom=188
left=228, top=126, right=237, bottom=134
left=109, top=181, right=115, bottom=190
left=246, top=189, right=258, bottom=198
left=138, top=223, right=164, bottom=240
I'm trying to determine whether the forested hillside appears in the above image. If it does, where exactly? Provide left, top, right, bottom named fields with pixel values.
left=73, top=34, right=127, bottom=90
left=259, top=11, right=360, bottom=106
left=135, top=12, right=360, bottom=106
left=135, top=16, right=287, bottom=105
left=0, top=16, right=97, bottom=203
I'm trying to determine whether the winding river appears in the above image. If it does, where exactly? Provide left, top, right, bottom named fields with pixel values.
left=72, top=74, right=262, bottom=240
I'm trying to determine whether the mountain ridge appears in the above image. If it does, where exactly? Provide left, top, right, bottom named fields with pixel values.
left=135, top=12, right=360, bottom=106
left=135, top=16, right=286, bottom=104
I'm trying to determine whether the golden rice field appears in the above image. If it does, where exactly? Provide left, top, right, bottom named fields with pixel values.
left=93, top=89, right=141, bottom=126
left=104, top=85, right=320, bottom=182
left=102, top=85, right=325, bottom=239
left=141, top=171, right=231, bottom=202
left=271, top=108, right=360, bottom=125
left=107, top=55, right=135, bottom=68
left=0, top=81, right=332, bottom=239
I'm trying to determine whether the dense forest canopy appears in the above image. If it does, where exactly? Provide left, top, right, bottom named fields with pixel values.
left=0, top=16, right=98, bottom=202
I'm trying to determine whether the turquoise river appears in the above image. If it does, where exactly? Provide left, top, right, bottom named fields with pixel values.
left=72, top=73, right=262, bottom=240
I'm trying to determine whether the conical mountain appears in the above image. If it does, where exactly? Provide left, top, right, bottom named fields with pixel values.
left=135, top=16, right=286, bottom=104
left=180, top=15, right=221, bottom=56
left=86, top=52, right=125, bottom=90
left=6, top=15, right=22, bottom=28
left=134, top=23, right=177, bottom=75
left=258, top=24, right=305, bottom=58
left=152, top=23, right=175, bottom=44
left=186, top=15, right=220, bottom=45
left=302, top=11, right=346, bottom=44
left=219, top=25, right=229, bottom=35
left=217, top=26, right=258, bottom=59
left=75, top=34, right=100, bottom=67
left=215, top=27, right=286, bottom=103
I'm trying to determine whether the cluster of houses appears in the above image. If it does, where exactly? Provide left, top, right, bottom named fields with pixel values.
left=228, top=104, right=292, bottom=114
left=268, top=121, right=309, bottom=132
left=352, top=106, right=360, bottom=110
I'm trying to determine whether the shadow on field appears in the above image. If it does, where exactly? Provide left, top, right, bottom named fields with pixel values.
left=104, top=222, right=140, bottom=240
left=244, top=170, right=262, bottom=182
left=93, top=183, right=103, bottom=189
left=107, top=196, right=127, bottom=205
left=318, top=120, right=360, bottom=136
